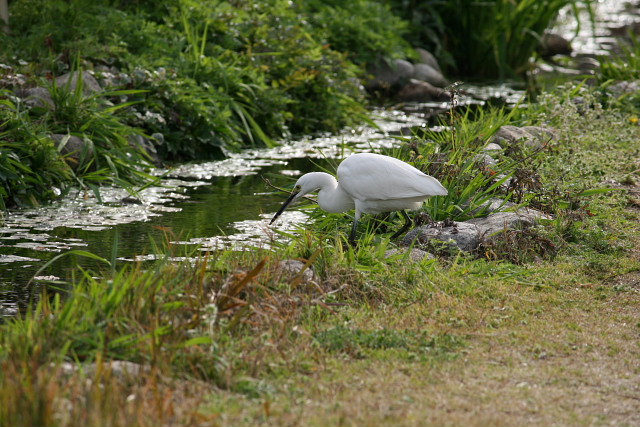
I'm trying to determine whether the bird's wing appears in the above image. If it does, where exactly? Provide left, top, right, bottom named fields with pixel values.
left=337, top=153, right=447, bottom=201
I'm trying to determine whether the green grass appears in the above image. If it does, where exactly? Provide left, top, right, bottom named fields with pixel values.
left=599, top=35, right=640, bottom=82
left=2, top=34, right=640, bottom=427
left=314, top=326, right=463, bottom=362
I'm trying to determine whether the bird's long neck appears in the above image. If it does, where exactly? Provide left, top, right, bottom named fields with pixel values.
left=313, top=172, right=355, bottom=213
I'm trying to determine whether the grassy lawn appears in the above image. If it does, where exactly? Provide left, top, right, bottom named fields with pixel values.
left=204, top=274, right=639, bottom=426
left=203, top=240, right=640, bottom=426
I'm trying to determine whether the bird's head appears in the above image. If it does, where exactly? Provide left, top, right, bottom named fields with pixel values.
left=269, top=173, right=328, bottom=224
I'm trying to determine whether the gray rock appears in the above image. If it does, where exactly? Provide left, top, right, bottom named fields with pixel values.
left=55, top=71, right=102, bottom=96
left=577, top=56, right=600, bottom=74
left=51, top=134, right=93, bottom=169
left=151, top=132, right=165, bottom=145
left=96, top=70, right=133, bottom=89
left=538, top=33, right=572, bottom=58
left=474, top=153, right=498, bottom=167
left=415, top=48, right=441, bottom=72
left=490, top=125, right=557, bottom=150
left=94, top=64, right=115, bottom=73
left=607, top=80, right=640, bottom=97
left=393, top=59, right=415, bottom=81
left=521, top=126, right=557, bottom=146
left=396, top=79, right=450, bottom=103
left=365, top=59, right=414, bottom=91
left=413, top=63, right=447, bottom=88
left=491, top=125, right=533, bottom=148
left=467, top=210, right=550, bottom=238
left=384, top=247, right=435, bottom=262
left=128, top=134, right=161, bottom=165
left=483, top=142, right=503, bottom=152
left=403, top=221, right=481, bottom=252
left=468, top=198, right=517, bottom=216
left=22, top=87, right=54, bottom=109
left=59, top=360, right=150, bottom=382
left=277, top=259, right=318, bottom=283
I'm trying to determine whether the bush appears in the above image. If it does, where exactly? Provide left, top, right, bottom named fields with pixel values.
left=1, top=0, right=370, bottom=162
left=0, top=0, right=376, bottom=204
left=302, top=0, right=414, bottom=65
left=0, top=92, right=70, bottom=208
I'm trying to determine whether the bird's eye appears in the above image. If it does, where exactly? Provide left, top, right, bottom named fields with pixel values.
left=294, top=185, right=301, bottom=191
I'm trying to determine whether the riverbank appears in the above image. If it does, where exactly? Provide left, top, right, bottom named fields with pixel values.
left=1, top=80, right=639, bottom=425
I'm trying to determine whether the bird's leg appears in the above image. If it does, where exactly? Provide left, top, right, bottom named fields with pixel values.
left=372, top=213, right=391, bottom=233
left=391, top=210, right=412, bottom=239
left=349, top=218, right=359, bottom=246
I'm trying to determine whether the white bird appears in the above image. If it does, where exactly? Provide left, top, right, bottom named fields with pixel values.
left=270, top=152, right=448, bottom=243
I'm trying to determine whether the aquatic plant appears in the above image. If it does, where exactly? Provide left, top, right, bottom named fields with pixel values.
left=599, top=35, right=640, bottom=82
left=596, top=35, right=640, bottom=113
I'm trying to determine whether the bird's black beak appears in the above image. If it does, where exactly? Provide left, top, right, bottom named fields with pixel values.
left=270, top=190, right=300, bottom=224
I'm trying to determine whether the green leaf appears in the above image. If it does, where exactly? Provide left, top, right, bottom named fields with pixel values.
left=577, top=188, right=624, bottom=197
left=181, top=336, right=213, bottom=347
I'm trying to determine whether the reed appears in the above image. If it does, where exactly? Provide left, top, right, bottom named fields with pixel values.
left=394, top=0, right=592, bottom=78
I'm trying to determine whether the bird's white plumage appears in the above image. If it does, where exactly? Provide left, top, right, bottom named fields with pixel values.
left=270, top=152, right=448, bottom=242
left=337, top=153, right=447, bottom=203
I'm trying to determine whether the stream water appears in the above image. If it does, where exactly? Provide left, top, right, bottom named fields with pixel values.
left=1, top=0, right=638, bottom=317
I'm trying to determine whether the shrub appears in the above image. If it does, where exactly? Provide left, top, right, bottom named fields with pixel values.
left=0, top=91, right=71, bottom=208
left=0, top=0, right=371, bottom=179
left=302, top=0, right=414, bottom=65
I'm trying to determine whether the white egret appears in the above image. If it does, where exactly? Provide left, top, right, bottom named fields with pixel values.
left=270, top=152, right=448, bottom=243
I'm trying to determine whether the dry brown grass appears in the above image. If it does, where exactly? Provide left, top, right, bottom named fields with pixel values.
left=202, top=284, right=640, bottom=427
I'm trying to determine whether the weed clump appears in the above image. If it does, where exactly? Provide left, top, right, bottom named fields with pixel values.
left=479, top=227, right=558, bottom=265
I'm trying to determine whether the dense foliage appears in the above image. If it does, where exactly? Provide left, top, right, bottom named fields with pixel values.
left=0, top=0, right=588, bottom=208
left=1, top=0, right=394, bottom=206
